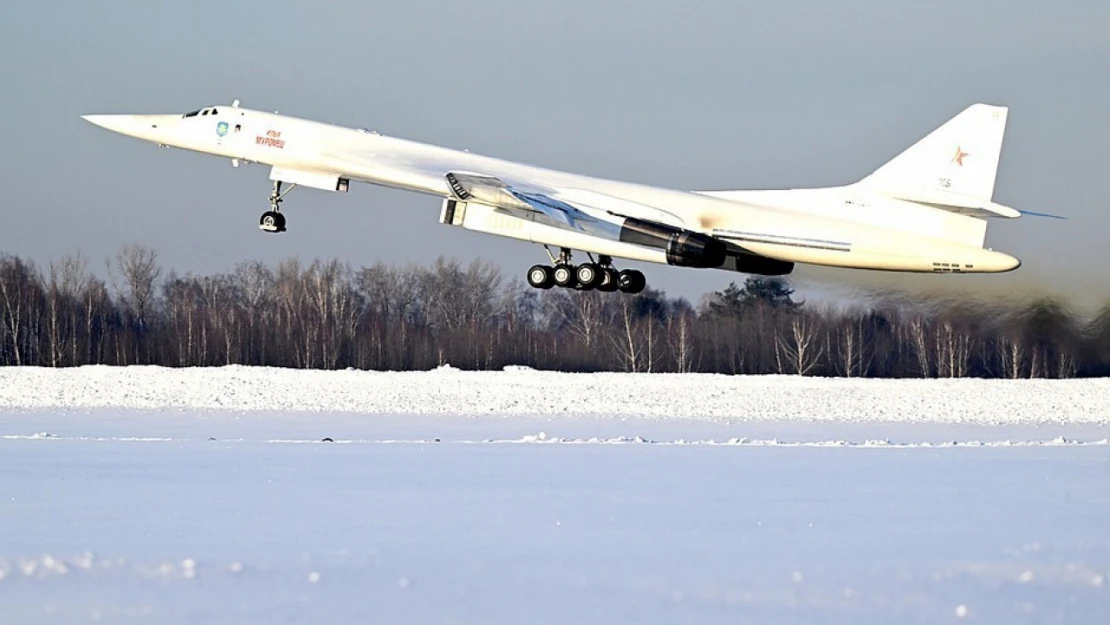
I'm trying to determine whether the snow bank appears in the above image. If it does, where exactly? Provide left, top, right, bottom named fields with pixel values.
left=0, top=365, right=1106, bottom=424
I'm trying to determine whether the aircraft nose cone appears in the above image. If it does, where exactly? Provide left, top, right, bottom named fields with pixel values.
left=82, top=114, right=136, bottom=134
left=82, top=114, right=175, bottom=143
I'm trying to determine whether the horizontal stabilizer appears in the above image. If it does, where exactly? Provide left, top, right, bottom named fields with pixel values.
left=881, top=186, right=1022, bottom=219
left=1018, top=209, right=1067, bottom=220
left=880, top=187, right=1065, bottom=221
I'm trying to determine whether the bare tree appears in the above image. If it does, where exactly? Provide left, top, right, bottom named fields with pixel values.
left=355, top=262, right=420, bottom=370
left=775, top=313, right=824, bottom=375
left=995, top=334, right=1027, bottom=379
left=1057, top=349, right=1078, bottom=379
left=302, top=259, right=357, bottom=369
left=904, top=316, right=933, bottom=377
left=108, top=244, right=162, bottom=363
left=668, top=309, right=697, bottom=373
left=45, top=254, right=91, bottom=367
left=0, top=256, right=40, bottom=365
left=549, top=289, right=610, bottom=352
left=611, top=295, right=643, bottom=372
left=234, top=260, right=275, bottom=365
left=81, top=277, right=110, bottom=365
left=933, top=321, right=972, bottom=378
left=832, top=310, right=872, bottom=378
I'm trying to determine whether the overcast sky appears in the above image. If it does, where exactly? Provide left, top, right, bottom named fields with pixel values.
left=1, top=1, right=1107, bottom=307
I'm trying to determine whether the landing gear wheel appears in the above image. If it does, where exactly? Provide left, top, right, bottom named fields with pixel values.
left=260, top=180, right=295, bottom=233
left=618, top=269, right=646, bottom=294
left=597, top=267, right=619, bottom=293
left=575, top=263, right=603, bottom=290
left=553, top=264, right=577, bottom=288
left=259, top=211, right=286, bottom=233
left=527, top=264, right=555, bottom=289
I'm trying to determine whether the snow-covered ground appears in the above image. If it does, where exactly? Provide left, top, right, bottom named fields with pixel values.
left=1, top=367, right=1108, bottom=623
left=2, top=364, right=1109, bottom=424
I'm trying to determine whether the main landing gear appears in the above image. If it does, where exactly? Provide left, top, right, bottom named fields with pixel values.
left=259, top=180, right=296, bottom=233
left=526, top=248, right=646, bottom=294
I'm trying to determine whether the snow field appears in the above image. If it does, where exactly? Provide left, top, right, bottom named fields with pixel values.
left=2, top=367, right=1108, bottom=623
left=1, top=434, right=1107, bottom=624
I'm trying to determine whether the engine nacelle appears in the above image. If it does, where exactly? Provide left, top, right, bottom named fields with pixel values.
left=618, top=218, right=727, bottom=268
left=731, top=254, right=794, bottom=276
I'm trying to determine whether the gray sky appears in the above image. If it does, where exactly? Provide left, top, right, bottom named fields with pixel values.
left=2, top=0, right=1107, bottom=307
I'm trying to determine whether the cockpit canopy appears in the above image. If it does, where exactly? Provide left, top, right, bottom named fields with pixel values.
left=182, top=106, right=220, bottom=118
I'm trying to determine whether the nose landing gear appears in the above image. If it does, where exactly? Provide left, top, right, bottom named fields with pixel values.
left=259, top=180, right=296, bottom=233
left=526, top=248, right=645, bottom=294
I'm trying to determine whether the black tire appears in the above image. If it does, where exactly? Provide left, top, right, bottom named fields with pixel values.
left=553, top=264, right=577, bottom=288
left=575, top=263, right=603, bottom=290
left=618, top=269, right=646, bottom=294
left=629, top=270, right=647, bottom=293
left=259, top=211, right=286, bottom=233
left=526, top=264, right=554, bottom=289
left=597, top=267, right=619, bottom=292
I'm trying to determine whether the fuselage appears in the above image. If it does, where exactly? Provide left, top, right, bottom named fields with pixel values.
left=82, top=105, right=1021, bottom=274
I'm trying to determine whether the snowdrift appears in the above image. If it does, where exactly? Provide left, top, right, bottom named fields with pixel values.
left=0, top=365, right=1105, bottom=424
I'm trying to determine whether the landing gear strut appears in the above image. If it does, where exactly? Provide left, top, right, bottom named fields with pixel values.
left=259, top=180, right=295, bottom=233
left=525, top=248, right=645, bottom=294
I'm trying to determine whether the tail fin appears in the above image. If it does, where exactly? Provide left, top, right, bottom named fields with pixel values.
left=861, top=103, right=1008, bottom=202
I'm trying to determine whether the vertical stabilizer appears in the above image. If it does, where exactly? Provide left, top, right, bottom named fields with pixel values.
left=861, top=103, right=1008, bottom=202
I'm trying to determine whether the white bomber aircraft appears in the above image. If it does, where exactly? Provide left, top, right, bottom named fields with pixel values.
left=83, top=101, right=1045, bottom=294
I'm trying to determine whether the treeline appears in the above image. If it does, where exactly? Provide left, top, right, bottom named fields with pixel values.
left=1, top=245, right=1108, bottom=377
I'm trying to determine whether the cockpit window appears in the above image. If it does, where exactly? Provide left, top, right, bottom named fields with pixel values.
left=211, top=108, right=218, bottom=115
left=183, top=109, right=202, bottom=118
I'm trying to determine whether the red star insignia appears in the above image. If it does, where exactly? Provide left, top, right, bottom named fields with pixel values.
left=951, top=146, right=969, bottom=167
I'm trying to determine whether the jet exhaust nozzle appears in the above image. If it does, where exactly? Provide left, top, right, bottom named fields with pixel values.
left=619, top=217, right=727, bottom=268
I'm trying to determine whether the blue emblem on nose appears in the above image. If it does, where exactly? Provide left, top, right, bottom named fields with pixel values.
left=216, top=121, right=229, bottom=137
